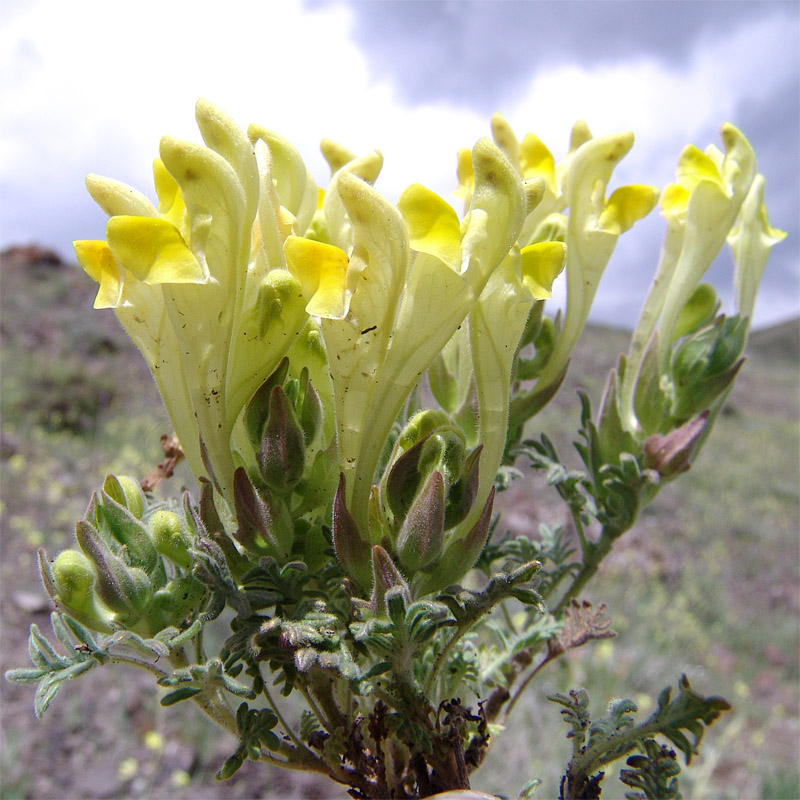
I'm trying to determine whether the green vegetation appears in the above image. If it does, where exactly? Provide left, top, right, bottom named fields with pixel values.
left=1, top=255, right=797, bottom=798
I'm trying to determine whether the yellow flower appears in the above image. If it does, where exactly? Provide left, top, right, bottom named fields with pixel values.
left=75, top=100, right=318, bottom=502
left=729, top=175, right=787, bottom=321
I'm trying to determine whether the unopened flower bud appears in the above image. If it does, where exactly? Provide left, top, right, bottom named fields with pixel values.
left=90, top=491, right=161, bottom=578
left=148, top=510, right=192, bottom=569
left=51, top=549, right=114, bottom=631
left=75, top=520, right=153, bottom=623
left=257, top=386, right=306, bottom=494
left=415, top=487, right=495, bottom=596
left=444, top=445, right=482, bottom=529
left=369, top=546, right=411, bottom=617
left=331, top=474, right=372, bottom=590
left=644, top=410, right=710, bottom=479
left=299, top=375, right=323, bottom=446
left=103, top=474, right=145, bottom=519
left=233, top=467, right=294, bottom=560
left=397, top=471, right=445, bottom=573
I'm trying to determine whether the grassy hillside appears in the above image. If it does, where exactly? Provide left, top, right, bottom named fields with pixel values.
left=1, top=253, right=797, bottom=799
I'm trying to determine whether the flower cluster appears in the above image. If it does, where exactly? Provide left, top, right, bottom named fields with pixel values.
left=9, top=100, right=783, bottom=799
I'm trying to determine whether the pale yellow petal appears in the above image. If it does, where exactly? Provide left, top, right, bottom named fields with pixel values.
left=520, top=241, right=567, bottom=299
left=598, top=185, right=660, bottom=234
left=397, top=184, right=462, bottom=271
left=284, top=235, right=349, bottom=318
left=106, top=216, right=207, bottom=285
left=74, top=240, right=123, bottom=308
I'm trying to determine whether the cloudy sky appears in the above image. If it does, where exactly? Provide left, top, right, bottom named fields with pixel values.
left=1, top=0, right=797, bottom=328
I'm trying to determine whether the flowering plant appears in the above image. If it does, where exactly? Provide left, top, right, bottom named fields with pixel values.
left=6, top=101, right=784, bottom=799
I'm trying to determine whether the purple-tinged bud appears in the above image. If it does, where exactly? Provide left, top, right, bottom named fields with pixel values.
left=385, top=435, right=429, bottom=521
left=233, top=467, right=293, bottom=560
left=75, top=520, right=152, bottom=622
left=299, top=375, right=323, bottom=446
left=244, top=358, right=290, bottom=445
left=444, top=445, right=482, bottom=528
left=332, top=474, right=372, bottom=590
left=397, top=471, right=445, bottom=573
left=369, top=545, right=411, bottom=617
left=258, top=386, right=306, bottom=494
left=643, top=410, right=710, bottom=479
left=415, top=486, right=496, bottom=596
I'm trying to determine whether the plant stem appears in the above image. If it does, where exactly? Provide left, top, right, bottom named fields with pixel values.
left=553, top=529, right=615, bottom=616
left=424, top=621, right=469, bottom=697
left=502, top=650, right=557, bottom=721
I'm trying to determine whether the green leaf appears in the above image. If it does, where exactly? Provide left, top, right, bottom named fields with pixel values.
left=160, top=686, right=203, bottom=706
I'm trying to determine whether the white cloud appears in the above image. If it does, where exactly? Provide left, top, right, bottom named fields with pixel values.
left=1, top=0, right=795, bottom=326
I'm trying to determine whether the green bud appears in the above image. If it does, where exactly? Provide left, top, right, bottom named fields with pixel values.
left=258, top=386, right=306, bottom=494
left=331, top=475, right=372, bottom=590
left=395, top=409, right=452, bottom=453
left=418, top=428, right=466, bottom=487
left=152, top=573, right=208, bottom=626
left=148, top=510, right=192, bottom=569
left=369, top=545, right=411, bottom=617
left=50, top=549, right=114, bottom=631
left=232, top=467, right=294, bottom=560
left=298, top=370, right=323, bottom=447
left=672, top=283, right=718, bottom=341
left=103, top=475, right=145, bottom=519
left=75, top=520, right=153, bottom=623
left=396, top=471, right=445, bottom=573
left=415, top=487, right=495, bottom=596
left=88, top=491, right=162, bottom=581
left=670, top=315, right=747, bottom=422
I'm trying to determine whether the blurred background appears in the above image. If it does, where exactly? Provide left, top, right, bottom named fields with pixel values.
left=1, top=2, right=798, bottom=799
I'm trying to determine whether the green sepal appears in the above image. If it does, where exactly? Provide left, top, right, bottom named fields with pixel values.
left=385, top=434, right=429, bottom=522
left=670, top=315, right=747, bottom=422
left=102, top=475, right=145, bottom=519
left=232, top=467, right=294, bottom=560
left=672, top=282, right=718, bottom=341
left=298, top=369, right=323, bottom=446
left=630, top=337, right=670, bottom=436
left=595, top=371, right=640, bottom=466
left=517, top=314, right=557, bottom=380
left=75, top=520, right=153, bottom=623
left=152, top=573, right=209, bottom=627
left=87, top=491, right=164, bottom=583
left=290, top=436, right=339, bottom=518
left=199, top=478, right=224, bottom=536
